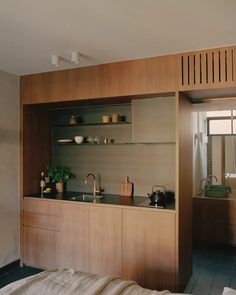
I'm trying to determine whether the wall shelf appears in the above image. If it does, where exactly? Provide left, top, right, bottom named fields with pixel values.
left=53, top=122, right=131, bottom=128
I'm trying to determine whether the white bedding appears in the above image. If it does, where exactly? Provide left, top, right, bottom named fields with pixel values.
left=0, top=269, right=187, bottom=295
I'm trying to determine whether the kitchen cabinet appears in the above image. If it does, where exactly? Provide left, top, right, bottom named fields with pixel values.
left=22, top=199, right=61, bottom=269
left=22, top=198, right=177, bottom=290
left=58, top=203, right=90, bottom=271
left=193, top=197, right=236, bottom=245
left=90, top=206, right=122, bottom=276
left=20, top=55, right=176, bottom=105
left=122, top=208, right=176, bottom=291
left=132, top=96, right=176, bottom=143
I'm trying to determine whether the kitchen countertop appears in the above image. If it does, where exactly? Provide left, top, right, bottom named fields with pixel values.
left=24, top=191, right=175, bottom=210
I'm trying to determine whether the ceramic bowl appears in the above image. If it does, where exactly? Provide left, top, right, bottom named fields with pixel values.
left=74, top=136, right=84, bottom=144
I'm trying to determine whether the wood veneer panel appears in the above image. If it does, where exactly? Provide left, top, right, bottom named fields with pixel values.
left=23, top=198, right=61, bottom=216
left=90, top=206, right=122, bottom=276
left=194, top=198, right=236, bottom=246
left=58, top=203, right=90, bottom=272
left=178, top=45, right=236, bottom=90
left=122, top=209, right=176, bottom=292
left=176, top=92, right=192, bottom=291
left=22, top=105, right=51, bottom=195
left=23, top=212, right=60, bottom=231
left=20, top=55, right=176, bottom=104
left=23, top=226, right=59, bottom=269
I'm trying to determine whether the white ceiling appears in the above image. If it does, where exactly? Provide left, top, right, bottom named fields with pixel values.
left=0, top=0, right=236, bottom=76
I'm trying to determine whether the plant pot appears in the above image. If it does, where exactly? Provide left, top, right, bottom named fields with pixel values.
left=56, top=182, right=64, bottom=193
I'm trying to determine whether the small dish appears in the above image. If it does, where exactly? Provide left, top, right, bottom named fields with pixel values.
left=57, top=139, right=73, bottom=143
left=74, top=136, right=84, bottom=144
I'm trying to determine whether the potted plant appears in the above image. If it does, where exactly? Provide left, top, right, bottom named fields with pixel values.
left=46, top=164, right=75, bottom=193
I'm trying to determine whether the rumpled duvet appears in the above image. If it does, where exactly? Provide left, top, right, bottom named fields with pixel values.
left=0, top=269, right=177, bottom=295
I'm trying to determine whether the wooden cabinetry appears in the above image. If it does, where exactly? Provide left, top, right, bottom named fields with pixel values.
left=20, top=55, right=176, bottom=105
left=22, top=198, right=177, bottom=291
left=194, top=197, right=236, bottom=245
left=132, top=96, right=176, bottom=143
left=177, top=46, right=236, bottom=91
left=122, top=209, right=176, bottom=292
left=90, top=206, right=122, bottom=276
left=58, top=203, right=90, bottom=271
left=22, top=199, right=61, bottom=269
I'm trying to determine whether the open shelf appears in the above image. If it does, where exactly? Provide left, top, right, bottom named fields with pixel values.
left=53, top=122, right=131, bottom=127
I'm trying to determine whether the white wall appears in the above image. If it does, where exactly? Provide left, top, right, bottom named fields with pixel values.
left=192, top=112, right=208, bottom=195
left=0, top=71, right=19, bottom=267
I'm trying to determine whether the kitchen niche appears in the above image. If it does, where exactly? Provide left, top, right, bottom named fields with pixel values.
left=52, top=96, right=176, bottom=196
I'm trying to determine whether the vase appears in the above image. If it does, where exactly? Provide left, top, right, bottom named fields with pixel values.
left=56, top=182, right=64, bottom=193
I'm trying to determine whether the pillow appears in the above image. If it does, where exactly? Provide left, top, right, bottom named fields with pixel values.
left=222, top=287, right=236, bottom=295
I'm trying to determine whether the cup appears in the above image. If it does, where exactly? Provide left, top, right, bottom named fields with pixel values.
left=102, top=115, right=110, bottom=123
left=111, top=113, right=119, bottom=123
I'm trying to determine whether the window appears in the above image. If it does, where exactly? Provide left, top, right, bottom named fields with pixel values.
left=207, top=110, right=235, bottom=135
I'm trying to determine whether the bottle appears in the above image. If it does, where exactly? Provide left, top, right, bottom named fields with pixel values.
left=120, top=176, right=133, bottom=197
left=40, top=171, right=46, bottom=195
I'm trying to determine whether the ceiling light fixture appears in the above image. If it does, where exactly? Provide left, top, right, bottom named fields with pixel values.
left=71, top=52, right=80, bottom=64
left=51, top=55, right=60, bottom=66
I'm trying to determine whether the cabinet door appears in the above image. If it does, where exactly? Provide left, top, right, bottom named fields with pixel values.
left=23, top=226, right=58, bottom=269
left=122, top=209, right=176, bottom=292
left=132, top=97, right=176, bottom=143
left=90, top=206, right=122, bottom=276
left=58, top=203, right=90, bottom=271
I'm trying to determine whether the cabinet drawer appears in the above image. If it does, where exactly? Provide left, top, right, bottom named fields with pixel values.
left=23, top=212, right=60, bottom=231
left=23, top=198, right=61, bottom=216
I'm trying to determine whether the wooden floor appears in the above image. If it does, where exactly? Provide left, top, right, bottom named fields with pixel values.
left=184, top=245, right=236, bottom=295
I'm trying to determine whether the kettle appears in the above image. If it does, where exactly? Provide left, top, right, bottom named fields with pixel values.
left=147, top=185, right=166, bottom=206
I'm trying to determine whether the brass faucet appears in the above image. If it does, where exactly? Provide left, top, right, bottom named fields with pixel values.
left=84, top=173, right=100, bottom=197
left=198, top=175, right=218, bottom=195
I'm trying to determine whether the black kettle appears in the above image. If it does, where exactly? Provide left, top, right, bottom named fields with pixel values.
left=147, top=185, right=166, bottom=206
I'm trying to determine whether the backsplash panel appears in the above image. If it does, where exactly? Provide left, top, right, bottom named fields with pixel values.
left=53, top=144, right=175, bottom=196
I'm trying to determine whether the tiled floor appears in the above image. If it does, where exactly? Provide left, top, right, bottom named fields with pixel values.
left=184, top=245, right=236, bottom=295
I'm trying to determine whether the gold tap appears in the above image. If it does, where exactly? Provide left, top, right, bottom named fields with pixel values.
left=198, top=175, right=218, bottom=195
left=84, top=173, right=100, bottom=197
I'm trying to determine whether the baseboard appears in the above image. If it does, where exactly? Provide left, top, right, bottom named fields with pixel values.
left=0, top=260, right=20, bottom=275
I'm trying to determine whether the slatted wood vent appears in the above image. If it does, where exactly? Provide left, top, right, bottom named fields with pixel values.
left=179, top=47, right=236, bottom=89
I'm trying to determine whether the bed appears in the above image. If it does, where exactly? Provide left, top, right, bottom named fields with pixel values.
left=0, top=269, right=189, bottom=295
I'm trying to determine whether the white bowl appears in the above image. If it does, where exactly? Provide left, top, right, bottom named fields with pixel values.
left=74, top=136, right=84, bottom=144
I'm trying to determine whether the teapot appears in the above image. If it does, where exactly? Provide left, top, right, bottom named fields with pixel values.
left=147, top=185, right=166, bottom=206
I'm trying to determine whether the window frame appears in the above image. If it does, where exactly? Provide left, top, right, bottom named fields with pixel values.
left=207, top=113, right=236, bottom=136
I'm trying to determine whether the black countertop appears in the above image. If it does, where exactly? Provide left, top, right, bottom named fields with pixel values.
left=25, top=191, right=175, bottom=210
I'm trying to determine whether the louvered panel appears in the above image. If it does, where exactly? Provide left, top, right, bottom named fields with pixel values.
left=195, top=52, right=201, bottom=85
left=208, top=52, right=213, bottom=84
left=213, top=49, right=220, bottom=84
left=201, top=52, right=207, bottom=85
left=220, top=49, right=226, bottom=83
left=178, top=46, right=236, bottom=89
left=227, top=48, right=233, bottom=82
left=183, top=54, right=189, bottom=86
left=189, top=53, right=195, bottom=85
left=233, top=47, right=236, bottom=83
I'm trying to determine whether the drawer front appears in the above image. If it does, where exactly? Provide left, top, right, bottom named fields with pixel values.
left=23, top=212, right=60, bottom=231
left=23, top=198, right=61, bottom=216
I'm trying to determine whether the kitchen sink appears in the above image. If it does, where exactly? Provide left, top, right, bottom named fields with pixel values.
left=204, top=189, right=229, bottom=198
left=68, top=194, right=104, bottom=202
left=206, top=184, right=231, bottom=192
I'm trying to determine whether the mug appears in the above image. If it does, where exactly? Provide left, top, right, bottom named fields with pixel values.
left=111, top=113, right=119, bottom=123
left=102, top=115, right=110, bottom=123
